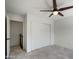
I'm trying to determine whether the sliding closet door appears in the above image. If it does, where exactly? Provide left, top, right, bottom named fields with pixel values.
left=31, top=22, right=51, bottom=50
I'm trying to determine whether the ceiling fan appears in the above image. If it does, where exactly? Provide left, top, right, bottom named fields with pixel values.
left=40, top=0, right=73, bottom=17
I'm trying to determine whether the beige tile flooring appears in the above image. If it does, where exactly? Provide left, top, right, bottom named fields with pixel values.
left=9, top=45, right=73, bottom=59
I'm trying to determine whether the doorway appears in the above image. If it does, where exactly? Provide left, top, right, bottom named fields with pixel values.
left=10, top=21, right=23, bottom=51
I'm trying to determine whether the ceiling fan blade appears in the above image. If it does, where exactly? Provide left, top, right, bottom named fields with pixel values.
left=58, top=6, right=73, bottom=11
left=49, top=13, right=53, bottom=17
left=40, top=10, right=53, bottom=12
left=58, top=12, right=64, bottom=16
left=53, top=0, right=57, bottom=9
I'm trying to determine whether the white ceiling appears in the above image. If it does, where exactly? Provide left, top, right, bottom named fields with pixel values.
left=6, top=0, right=73, bottom=18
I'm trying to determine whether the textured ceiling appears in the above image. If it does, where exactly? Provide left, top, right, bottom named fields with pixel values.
left=6, top=0, right=73, bottom=15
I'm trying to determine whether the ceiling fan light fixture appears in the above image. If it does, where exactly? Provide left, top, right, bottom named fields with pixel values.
left=53, top=11, right=58, bottom=15
left=40, top=0, right=73, bottom=17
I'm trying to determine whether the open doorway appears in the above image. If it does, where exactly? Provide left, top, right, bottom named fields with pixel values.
left=10, top=20, right=23, bottom=54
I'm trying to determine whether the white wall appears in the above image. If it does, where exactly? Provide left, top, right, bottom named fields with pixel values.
left=31, top=22, right=51, bottom=50
left=7, top=13, right=24, bottom=22
left=54, top=16, right=73, bottom=49
left=26, top=13, right=54, bottom=52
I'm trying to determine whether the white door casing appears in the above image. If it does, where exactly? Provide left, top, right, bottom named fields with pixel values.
left=7, top=16, right=10, bottom=58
